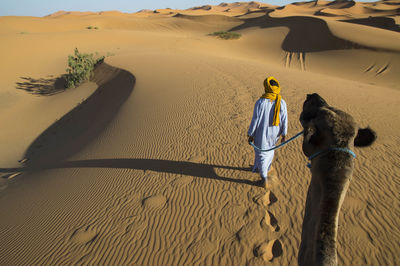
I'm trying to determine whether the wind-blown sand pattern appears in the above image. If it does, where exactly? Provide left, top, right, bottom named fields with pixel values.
left=0, top=1, right=399, bottom=265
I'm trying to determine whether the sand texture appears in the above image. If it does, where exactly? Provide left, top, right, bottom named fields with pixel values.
left=0, top=1, right=400, bottom=265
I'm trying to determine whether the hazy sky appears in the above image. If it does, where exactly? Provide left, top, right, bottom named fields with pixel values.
left=0, top=0, right=378, bottom=17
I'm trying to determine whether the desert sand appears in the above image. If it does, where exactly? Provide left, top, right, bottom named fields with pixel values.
left=0, top=1, right=399, bottom=264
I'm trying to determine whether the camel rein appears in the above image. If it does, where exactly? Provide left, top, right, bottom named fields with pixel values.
left=249, top=130, right=304, bottom=152
left=249, top=130, right=356, bottom=168
left=307, top=147, right=356, bottom=168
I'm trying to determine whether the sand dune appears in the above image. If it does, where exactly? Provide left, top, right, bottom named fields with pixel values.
left=273, top=0, right=400, bottom=19
left=19, top=63, right=135, bottom=169
left=1, top=1, right=400, bottom=265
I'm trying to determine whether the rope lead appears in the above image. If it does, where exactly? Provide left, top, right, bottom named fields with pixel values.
left=250, top=130, right=304, bottom=152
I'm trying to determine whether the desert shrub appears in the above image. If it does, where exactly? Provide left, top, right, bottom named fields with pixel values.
left=64, top=48, right=104, bottom=88
left=86, top=26, right=99, bottom=29
left=209, top=31, right=241, bottom=40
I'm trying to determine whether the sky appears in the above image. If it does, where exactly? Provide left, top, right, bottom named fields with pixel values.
left=0, top=0, right=379, bottom=17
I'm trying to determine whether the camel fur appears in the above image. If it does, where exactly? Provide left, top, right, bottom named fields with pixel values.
left=298, top=93, right=376, bottom=266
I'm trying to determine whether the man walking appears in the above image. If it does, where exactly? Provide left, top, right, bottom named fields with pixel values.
left=248, top=76, right=288, bottom=188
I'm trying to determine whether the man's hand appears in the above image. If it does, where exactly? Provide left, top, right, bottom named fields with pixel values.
left=248, top=135, right=254, bottom=144
left=281, top=135, right=286, bottom=144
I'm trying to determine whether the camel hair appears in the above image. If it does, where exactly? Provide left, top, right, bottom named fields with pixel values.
left=298, top=93, right=376, bottom=266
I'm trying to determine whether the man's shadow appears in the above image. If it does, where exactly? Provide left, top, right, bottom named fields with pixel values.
left=1, top=158, right=258, bottom=186
left=62, top=158, right=257, bottom=185
left=4, top=62, right=259, bottom=187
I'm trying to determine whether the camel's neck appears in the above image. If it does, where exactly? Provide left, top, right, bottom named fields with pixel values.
left=315, top=179, right=349, bottom=266
left=299, top=163, right=352, bottom=266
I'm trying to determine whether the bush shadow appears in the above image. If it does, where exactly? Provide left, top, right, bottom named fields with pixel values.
left=16, top=76, right=67, bottom=96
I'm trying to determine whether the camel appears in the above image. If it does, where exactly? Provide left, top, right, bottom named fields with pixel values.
left=298, top=93, right=376, bottom=266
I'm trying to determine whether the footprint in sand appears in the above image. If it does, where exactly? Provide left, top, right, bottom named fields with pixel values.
left=188, top=239, right=217, bottom=257
left=255, top=239, right=283, bottom=261
left=253, top=190, right=277, bottom=207
left=236, top=221, right=262, bottom=246
left=188, top=155, right=206, bottom=163
left=187, top=124, right=201, bottom=132
left=1, top=172, right=21, bottom=180
left=219, top=203, right=247, bottom=233
left=171, top=176, right=193, bottom=187
left=70, top=226, right=99, bottom=245
left=142, top=194, right=167, bottom=210
left=376, top=64, right=389, bottom=75
left=122, top=216, right=146, bottom=238
left=267, top=168, right=279, bottom=186
left=261, top=211, right=280, bottom=232
left=18, top=158, right=29, bottom=164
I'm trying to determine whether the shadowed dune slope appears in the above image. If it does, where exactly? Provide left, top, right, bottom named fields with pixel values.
left=342, top=16, right=400, bottom=32
left=230, top=12, right=368, bottom=53
left=22, top=63, right=135, bottom=168
left=173, top=13, right=241, bottom=23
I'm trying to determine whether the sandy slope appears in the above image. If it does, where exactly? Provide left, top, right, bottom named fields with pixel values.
left=0, top=1, right=400, bottom=265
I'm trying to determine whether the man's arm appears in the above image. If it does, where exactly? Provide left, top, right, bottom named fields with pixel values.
left=247, top=100, right=260, bottom=142
left=280, top=100, right=288, bottom=143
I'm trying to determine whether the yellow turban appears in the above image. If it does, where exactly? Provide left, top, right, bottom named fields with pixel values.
left=260, top=76, right=281, bottom=126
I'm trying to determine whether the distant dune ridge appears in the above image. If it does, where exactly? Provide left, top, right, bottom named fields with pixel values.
left=43, top=0, right=400, bottom=22
left=0, top=1, right=400, bottom=265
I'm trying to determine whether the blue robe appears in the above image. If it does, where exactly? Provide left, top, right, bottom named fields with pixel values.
left=248, top=98, right=288, bottom=180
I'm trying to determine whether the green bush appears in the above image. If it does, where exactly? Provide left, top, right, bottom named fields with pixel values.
left=64, top=48, right=104, bottom=88
left=209, top=31, right=241, bottom=40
